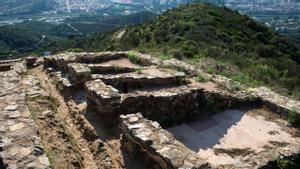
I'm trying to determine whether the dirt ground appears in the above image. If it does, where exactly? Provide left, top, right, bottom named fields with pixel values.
left=167, top=108, right=300, bottom=168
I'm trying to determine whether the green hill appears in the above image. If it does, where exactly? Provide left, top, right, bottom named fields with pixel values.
left=66, top=3, right=300, bottom=99
left=0, top=11, right=156, bottom=59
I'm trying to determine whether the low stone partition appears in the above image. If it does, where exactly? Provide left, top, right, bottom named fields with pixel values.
left=76, top=52, right=127, bottom=64
left=44, top=52, right=128, bottom=70
left=91, top=70, right=186, bottom=92
left=120, top=113, right=210, bottom=169
left=88, top=64, right=137, bottom=74
left=85, top=79, right=121, bottom=124
left=253, top=87, right=300, bottom=116
left=68, top=63, right=92, bottom=84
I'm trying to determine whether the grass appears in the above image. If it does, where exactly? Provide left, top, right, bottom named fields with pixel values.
left=135, top=67, right=144, bottom=74
left=128, top=51, right=140, bottom=64
left=196, top=74, right=209, bottom=82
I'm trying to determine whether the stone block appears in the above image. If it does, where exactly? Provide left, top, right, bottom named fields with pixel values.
left=68, top=63, right=91, bottom=84
left=85, top=79, right=121, bottom=114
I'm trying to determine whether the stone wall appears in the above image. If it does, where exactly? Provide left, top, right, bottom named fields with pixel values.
left=91, top=71, right=186, bottom=93
left=120, top=86, right=203, bottom=127
left=253, top=87, right=300, bottom=116
left=84, top=78, right=249, bottom=127
left=88, top=64, right=137, bottom=74
left=120, top=113, right=210, bottom=169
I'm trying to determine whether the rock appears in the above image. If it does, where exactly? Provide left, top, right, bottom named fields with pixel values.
left=38, top=156, right=50, bottom=166
left=9, top=123, right=25, bottom=131
left=41, top=110, right=53, bottom=118
left=25, top=57, right=38, bottom=68
left=4, top=105, right=18, bottom=111
left=20, top=147, right=32, bottom=157
left=0, top=141, right=4, bottom=151
left=8, top=163, right=17, bottom=169
left=0, top=126, right=5, bottom=133
left=25, top=161, right=38, bottom=169
left=8, top=111, right=21, bottom=119
left=151, top=122, right=160, bottom=128
left=0, top=90, right=6, bottom=97
left=33, top=146, right=44, bottom=156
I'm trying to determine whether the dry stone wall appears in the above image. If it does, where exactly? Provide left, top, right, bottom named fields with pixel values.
left=120, top=113, right=210, bottom=169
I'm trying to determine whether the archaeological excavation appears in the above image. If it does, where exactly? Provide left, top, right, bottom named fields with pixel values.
left=0, top=52, right=300, bottom=169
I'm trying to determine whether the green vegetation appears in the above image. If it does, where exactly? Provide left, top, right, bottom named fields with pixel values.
left=288, top=111, right=300, bottom=128
left=275, top=155, right=300, bottom=169
left=128, top=51, right=140, bottom=64
left=0, top=11, right=156, bottom=59
left=65, top=3, right=300, bottom=99
left=196, top=74, right=209, bottom=82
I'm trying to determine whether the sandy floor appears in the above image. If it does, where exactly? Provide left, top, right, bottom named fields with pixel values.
left=167, top=109, right=300, bottom=167
left=100, top=58, right=140, bottom=68
left=189, top=79, right=218, bottom=92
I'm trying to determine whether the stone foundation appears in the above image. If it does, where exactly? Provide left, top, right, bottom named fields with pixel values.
left=120, top=113, right=210, bottom=169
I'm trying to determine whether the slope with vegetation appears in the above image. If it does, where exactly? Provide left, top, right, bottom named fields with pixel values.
left=66, top=3, right=300, bottom=99
left=0, top=11, right=156, bottom=59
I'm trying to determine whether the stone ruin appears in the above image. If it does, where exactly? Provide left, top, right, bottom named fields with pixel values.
left=43, top=51, right=300, bottom=169
left=1, top=51, right=299, bottom=168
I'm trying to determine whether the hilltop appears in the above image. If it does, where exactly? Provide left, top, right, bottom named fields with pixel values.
left=65, top=3, right=300, bottom=99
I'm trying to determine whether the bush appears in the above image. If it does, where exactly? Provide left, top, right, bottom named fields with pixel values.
left=128, top=51, right=140, bottom=64
left=288, top=111, right=300, bottom=128
left=173, top=50, right=184, bottom=60
left=276, top=155, right=300, bottom=169
left=182, top=40, right=198, bottom=58
left=256, top=45, right=276, bottom=58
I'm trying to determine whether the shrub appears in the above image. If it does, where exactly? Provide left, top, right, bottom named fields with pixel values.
left=128, top=51, right=140, bottom=64
left=196, top=74, right=208, bottom=82
left=173, top=50, right=184, bottom=60
left=288, top=111, right=300, bottom=128
left=182, top=40, right=198, bottom=57
left=256, top=45, right=276, bottom=58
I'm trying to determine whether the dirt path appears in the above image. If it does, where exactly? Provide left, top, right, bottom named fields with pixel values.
left=26, top=68, right=98, bottom=169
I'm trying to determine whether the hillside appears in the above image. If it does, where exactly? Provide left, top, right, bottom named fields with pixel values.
left=66, top=3, right=300, bottom=99
left=0, top=11, right=156, bottom=59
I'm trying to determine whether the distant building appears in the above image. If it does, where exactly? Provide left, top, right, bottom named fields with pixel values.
left=43, top=51, right=52, bottom=57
